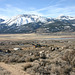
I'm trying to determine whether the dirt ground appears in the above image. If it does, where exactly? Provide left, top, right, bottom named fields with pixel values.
left=0, top=63, right=30, bottom=75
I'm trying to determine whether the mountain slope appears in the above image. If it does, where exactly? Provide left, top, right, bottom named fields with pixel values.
left=57, top=15, right=75, bottom=20
left=0, top=14, right=75, bottom=33
left=36, top=20, right=75, bottom=33
left=2, top=14, right=52, bottom=26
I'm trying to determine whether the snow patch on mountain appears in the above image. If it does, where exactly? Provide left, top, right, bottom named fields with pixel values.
left=3, top=14, right=49, bottom=26
left=57, top=15, right=75, bottom=20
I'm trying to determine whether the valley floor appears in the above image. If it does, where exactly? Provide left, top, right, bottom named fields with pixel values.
left=0, top=32, right=75, bottom=41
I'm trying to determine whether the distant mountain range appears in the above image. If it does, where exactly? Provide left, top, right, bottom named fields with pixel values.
left=0, top=14, right=75, bottom=33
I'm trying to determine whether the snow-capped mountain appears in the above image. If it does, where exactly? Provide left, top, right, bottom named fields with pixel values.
left=2, top=14, right=52, bottom=26
left=0, top=14, right=75, bottom=33
left=57, top=15, right=75, bottom=20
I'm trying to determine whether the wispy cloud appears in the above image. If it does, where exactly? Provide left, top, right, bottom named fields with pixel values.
left=32, top=0, right=75, bottom=17
left=0, top=4, right=44, bottom=19
left=0, top=0, right=75, bottom=19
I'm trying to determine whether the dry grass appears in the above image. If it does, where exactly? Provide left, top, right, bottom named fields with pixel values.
left=0, top=33, right=75, bottom=41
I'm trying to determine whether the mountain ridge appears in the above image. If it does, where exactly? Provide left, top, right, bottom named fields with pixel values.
left=0, top=14, right=75, bottom=33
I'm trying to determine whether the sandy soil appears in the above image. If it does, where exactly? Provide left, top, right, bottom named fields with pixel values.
left=0, top=62, right=30, bottom=75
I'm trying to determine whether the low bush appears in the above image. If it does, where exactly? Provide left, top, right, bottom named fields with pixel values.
left=23, top=63, right=32, bottom=71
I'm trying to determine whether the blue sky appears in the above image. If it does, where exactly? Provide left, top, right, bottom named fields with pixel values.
left=0, top=0, right=75, bottom=19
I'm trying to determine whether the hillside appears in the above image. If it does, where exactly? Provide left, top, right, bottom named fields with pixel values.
left=0, top=14, right=75, bottom=33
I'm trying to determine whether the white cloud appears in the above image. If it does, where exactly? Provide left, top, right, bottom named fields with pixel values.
left=0, top=4, right=44, bottom=19
left=0, top=0, right=75, bottom=19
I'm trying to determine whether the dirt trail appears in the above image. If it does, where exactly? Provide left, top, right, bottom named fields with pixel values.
left=0, top=62, right=30, bottom=75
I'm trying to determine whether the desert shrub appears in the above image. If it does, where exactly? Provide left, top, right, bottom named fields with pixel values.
left=27, top=60, right=51, bottom=75
left=51, top=65, right=71, bottom=75
left=25, top=57, right=34, bottom=62
left=17, top=56, right=26, bottom=63
left=34, top=52, right=40, bottom=56
left=25, top=56, right=39, bottom=62
left=40, top=53, right=46, bottom=59
left=5, top=56, right=18, bottom=63
left=71, top=58, right=75, bottom=67
left=62, top=50, right=75, bottom=67
left=23, top=63, right=32, bottom=71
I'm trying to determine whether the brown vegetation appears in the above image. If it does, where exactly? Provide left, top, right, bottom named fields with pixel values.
left=0, top=36, right=75, bottom=75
